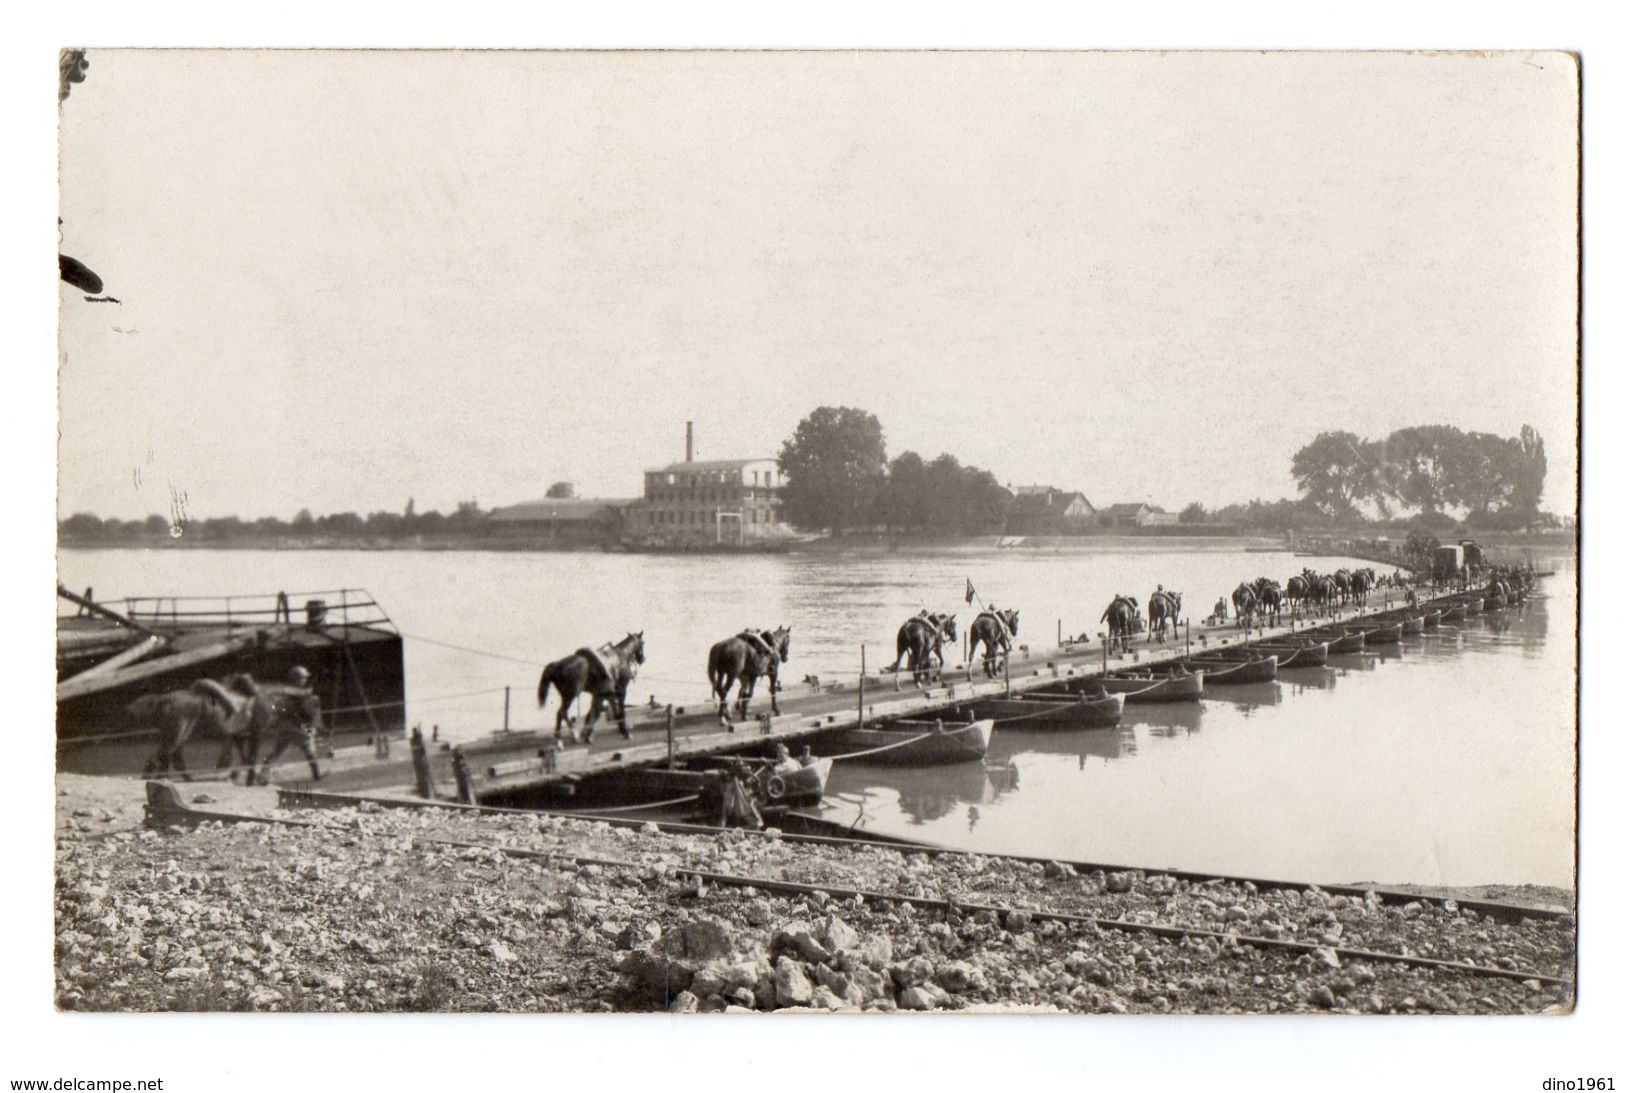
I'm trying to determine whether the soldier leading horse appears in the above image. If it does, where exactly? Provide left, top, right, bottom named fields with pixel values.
left=538, top=632, right=646, bottom=743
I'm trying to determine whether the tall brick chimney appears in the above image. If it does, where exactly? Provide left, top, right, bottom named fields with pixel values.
left=685, top=421, right=694, bottom=463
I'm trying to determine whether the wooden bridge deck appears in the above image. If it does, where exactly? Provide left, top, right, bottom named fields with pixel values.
left=299, top=584, right=1462, bottom=801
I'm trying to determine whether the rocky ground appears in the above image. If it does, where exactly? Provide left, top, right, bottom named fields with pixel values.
left=54, top=774, right=1576, bottom=1014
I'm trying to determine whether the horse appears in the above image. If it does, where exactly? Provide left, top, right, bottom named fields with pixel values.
left=1284, top=574, right=1311, bottom=614
left=1252, top=578, right=1283, bottom=626
left=1333, top=569, right=1353, bottom=607
left=135, top=673, right=267, bottom=783
left=1101, top=595, right=1137, bottom=654
left=1317, top=575, right=1339, bottom=613
left=1147, top=590, right=1182, bottom=643
left=1350, top=568, right=1372, bottom=607
left=966, top=608, right=1019, bottom=678
left=537, top=632, right=646, bottom=743
left=890, top=611, right=957, bottom=686
left=708, top=626, right=792, bottom=725
left=1231, top=582, right=1257, bottom=627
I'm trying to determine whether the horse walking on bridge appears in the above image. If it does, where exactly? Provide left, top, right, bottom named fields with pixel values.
left=966, top=608, right=1019, bottom=677
left=538, top=632, right=646, bottom=743
left=708, top=626, right=792, bottom=726
left=891, top=611, right=958, bottom=686
left=1231, top=582, right=1257, bottom=627
left=1147, top=589, right=1182, bottom=643
left=1101, top=595, right=1137, bottom=654
left=1252, top=578, right=1283, bottom=626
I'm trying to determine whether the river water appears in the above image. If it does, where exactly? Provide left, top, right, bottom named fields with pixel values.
left=58, top=542, right=1576, bottom=887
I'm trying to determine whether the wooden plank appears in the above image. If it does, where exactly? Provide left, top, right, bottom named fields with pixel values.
left=57, top=632, right=259, bottom=701
left=59, top=634, right=167, bottom=685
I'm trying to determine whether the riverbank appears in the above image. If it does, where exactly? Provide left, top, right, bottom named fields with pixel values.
left=55, top=774, right=1574, bottom=1014
left=55, top=528, right=1575, bottom=556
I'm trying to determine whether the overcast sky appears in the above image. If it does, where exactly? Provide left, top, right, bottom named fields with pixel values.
left=58, top=50, right=1578, bottom=520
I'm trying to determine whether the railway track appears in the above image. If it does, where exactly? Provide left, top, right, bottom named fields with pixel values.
left=146, top=782, right=1573, bottom=989
left=272, top=784, right=1573, bottom=926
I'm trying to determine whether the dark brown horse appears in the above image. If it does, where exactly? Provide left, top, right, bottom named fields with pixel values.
left=708, top=626, right=792, bottom=725
left=890, top=611, right=957, bottom=686
left=1231, top=582, right=1257, bottom=627
left=1147, top=590, right=1182, bottom=643
left=1351, top=568, right=1373, bottom=607
left=1251, top=578, right=1283, bottom=626
left=1284, top=574, right=1311, bottom=613
left=538, top=632, right=646, bottom=743
left=966, top=608, right=1019, bottom=677
left=1101, top=595, right=1137, bottom=654
left=135, top=673, right=266, bottom=783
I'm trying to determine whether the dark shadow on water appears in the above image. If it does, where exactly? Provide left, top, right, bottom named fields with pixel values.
left=1283, top=666, right=1336, bottom=693
left=988, top=724, right=1136, bottom=766
left=1199, top=681, right=1283, bottom=715
left=829, top=759, right=1012, bottom=826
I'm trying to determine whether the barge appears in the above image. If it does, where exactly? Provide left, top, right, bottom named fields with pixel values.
left=57, top=584, right=406, bottom=776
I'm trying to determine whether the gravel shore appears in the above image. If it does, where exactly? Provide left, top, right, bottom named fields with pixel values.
left=54, top=775, right=1575, bottom=1014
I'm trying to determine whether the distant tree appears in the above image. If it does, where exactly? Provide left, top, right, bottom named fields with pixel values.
left=144, top=514, right=170, bottom=536
left=778, top=406, right=887, bottom=535
left=1379, top=425, right=1465, bottom=515
left=60, top=513, right=103, bottom=538
left=1508, top=425, right=1548, bottom=524
left=292, top=508, right=315, bottom=532
left=404, top=497, right=416, bottom=518
left=319, top=512, right=365, bottom=537
left=366, top=510, right=405, bottom=537
left=1179, top=502, right=1208, bottom=525
left=545, top=481, right=576, bottom=499
left=1291, top=431, right=1382, bottom=520
left=878, top=451, right=931, bottom=532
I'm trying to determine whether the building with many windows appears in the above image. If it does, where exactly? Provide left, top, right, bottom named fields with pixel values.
left=628, top=425, right=790, bottom=546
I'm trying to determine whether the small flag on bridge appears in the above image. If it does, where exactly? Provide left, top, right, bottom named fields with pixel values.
left=965, top=579, right=976, bottom=605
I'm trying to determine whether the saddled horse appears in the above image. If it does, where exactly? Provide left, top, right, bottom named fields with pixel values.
left=1333, top=569, right=1353, bottom=607
left=891, top=611, right=958, bottom=686
left=1316, top=575, right=1338, bottom=613
left=135, top=673, right=267, bottom=783
left=1284, top=574, right=1311, bottom=615
left=1252, top=578, right=1283, bottom=626
left=1231, top=582, right=1257, bottom=627
left=1101, top=595, right=1137, bottom=654
left=1350, top=568, right=1373, bottom=607
left=1147, top=590, right=1182, bottom=643
left=708, top=626, right=792, bottom=725
left=966, top=608, right=1019, bottom=677
left=538, top=632, right=646, bottom=743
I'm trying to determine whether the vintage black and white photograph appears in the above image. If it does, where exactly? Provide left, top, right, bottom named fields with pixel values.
left=51, top=48, right=1579, bottom=1022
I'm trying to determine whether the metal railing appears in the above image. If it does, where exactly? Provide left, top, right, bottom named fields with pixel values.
left=107, top=588, right=396, bottom=632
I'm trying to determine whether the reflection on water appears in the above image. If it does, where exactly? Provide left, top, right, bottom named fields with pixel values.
left=60, top=544, right=1576, bottom=887
left=828, top=560, right=1576, bottom=888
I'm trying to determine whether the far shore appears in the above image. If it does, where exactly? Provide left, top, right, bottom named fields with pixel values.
left=56, top=529, right=1576, bottom=558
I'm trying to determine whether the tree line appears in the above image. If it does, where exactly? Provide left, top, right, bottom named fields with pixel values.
left=777, top=408, right=1555, bottom=537
left=777, top=406, right=1011, bottom=535
left=60, top=413, right=1556, bottom=545
left=1285, top=425, right=1548, bottom=529
left=59, top=500, right=490, bottom=543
